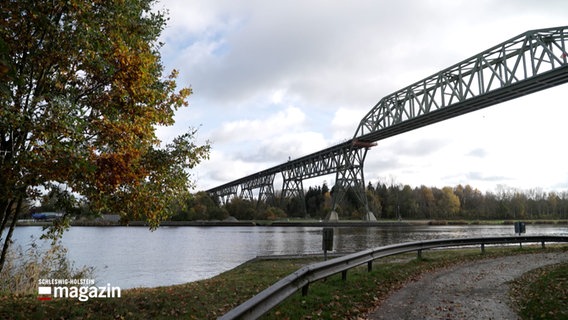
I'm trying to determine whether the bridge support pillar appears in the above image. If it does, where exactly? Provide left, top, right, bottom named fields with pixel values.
left=327, top=211, right=339, bottom=221
left=328, top=147, right=377, bottom=221
left=238, top=173, right=277, bottom=206
left=257, top=174, right=276, bottom=206
left=240, top=186, right=254, bottom=202
left=281, top=173, right=306, bottom=216
left=211, top=185, right=239, bottom=205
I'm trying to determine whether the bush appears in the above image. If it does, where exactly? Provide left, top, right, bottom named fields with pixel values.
left=0, top=236, right=94, bottom=295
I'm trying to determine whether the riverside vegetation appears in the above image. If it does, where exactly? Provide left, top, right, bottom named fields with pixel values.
left=0, top=244, right=566, bottom=319
left=29, top=182, right=568, bottom=225
left=0, top=237, right=94, bottom=296
left=167, top=183, right=568, bottom=222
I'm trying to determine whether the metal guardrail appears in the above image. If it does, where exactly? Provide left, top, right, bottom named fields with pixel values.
left=219, top=235, right=568, bottom=319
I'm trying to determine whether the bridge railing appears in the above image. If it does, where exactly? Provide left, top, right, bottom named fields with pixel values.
left=219, top=235, right=568, bottom=320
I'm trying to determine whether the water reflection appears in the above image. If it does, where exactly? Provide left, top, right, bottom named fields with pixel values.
left=10, top=224, right=567, bottom=288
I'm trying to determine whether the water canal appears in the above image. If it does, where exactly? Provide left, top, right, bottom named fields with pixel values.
left=11, top=224, right=568, bottom=289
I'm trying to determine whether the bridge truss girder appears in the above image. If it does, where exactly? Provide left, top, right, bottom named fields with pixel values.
left=207, top=26, right=568, bottom=221
left=355, top=26, right=568, bottom=142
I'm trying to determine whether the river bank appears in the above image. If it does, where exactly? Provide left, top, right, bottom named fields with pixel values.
left=2, top=246, right=566, bottom=319
left=15, top=219, right=419, bottom=227
left=16, top=217, right=568, bottom=227
left=15, top=218, right=568, bottom=227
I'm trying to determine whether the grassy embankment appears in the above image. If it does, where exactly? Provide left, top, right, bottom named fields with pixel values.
left=510, top=261, right=568, bottom=320
left=1, top=245, right=566, bottom=319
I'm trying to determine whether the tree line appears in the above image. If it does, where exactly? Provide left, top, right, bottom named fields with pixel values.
left=170, top=182, right=568, bottom=221
left=35, top=181, right=568, bottom=222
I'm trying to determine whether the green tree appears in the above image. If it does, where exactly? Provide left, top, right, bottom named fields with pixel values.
left=0, top=0, right=209, bottom=272
left=399, top=185, right=416, bottom=219
left=260, top=206, right=286, bottom=220
left=174, top=192, right=227, bottom=221
left=366, top=188, right=382, bottom=219
left=225, top=198, right=256, bottom=220
left=511, top=192, right=527, bottom=219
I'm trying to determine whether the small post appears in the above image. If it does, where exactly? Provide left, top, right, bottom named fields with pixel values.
left=417, top=249, right=422, bottom=260
left=514, top=221, right=526, bottom=236
left=481, top=243, right=485, bottom=254
left=342, top=270, right=347, bottom=281
left=514, top=221, right=526, bottom=249
left=542, top=241, right=545, bottom=249
left=367, top=261, right=373, bottom=272
left=322, top=228, right=334, bottom=261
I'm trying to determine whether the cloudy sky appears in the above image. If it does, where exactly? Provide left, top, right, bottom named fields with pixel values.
left=153, top=0, right=568, bottom=194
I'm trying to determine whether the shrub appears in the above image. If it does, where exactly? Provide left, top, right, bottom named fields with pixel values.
left=0, top=236, right=94, bottom=295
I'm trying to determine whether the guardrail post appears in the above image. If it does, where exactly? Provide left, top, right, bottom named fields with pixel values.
left=481, top=243, right=485, bottom=254
left=302, top=284, right=309, bottom=296
left=342, top=270, right=347, bottom=281
left=417, top=249, right=422, bottom=260
left=542, top=241, right=545, bottom=249
left=367, top=261, right=373, bottom=272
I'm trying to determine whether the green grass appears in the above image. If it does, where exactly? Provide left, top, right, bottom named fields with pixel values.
left=0, top=246, right=566, bottom=319
left=510, top=262, right=568, bottom=320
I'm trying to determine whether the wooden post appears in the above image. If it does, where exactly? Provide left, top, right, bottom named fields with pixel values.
left=367, top=261, right=373, bottom=272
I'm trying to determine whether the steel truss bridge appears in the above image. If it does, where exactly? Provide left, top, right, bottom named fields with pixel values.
left=207, top=26, right=568, bottom=221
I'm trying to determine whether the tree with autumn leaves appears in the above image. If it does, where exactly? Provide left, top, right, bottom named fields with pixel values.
left=0, top=0, right=210, bottom=271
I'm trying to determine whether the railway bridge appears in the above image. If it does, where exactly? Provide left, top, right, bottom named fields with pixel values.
left=207, top=26, right=568, bottom=221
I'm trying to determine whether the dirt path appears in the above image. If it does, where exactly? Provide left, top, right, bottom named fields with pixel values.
left=367, top=252, right=568, bottom=320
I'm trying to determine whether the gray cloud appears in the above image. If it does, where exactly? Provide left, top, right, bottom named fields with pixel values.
left=161, top=1, right=540, bottom=109
left=158, top=1, right=568, bottom=191
left=467, top=148, right=488, bottom=158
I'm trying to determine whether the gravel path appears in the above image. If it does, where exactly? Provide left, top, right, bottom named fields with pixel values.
left=367, top=252, right=568, bottom=320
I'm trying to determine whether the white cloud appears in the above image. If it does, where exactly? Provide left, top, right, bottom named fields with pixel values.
left=195, top=150, right=258, bottom=184
left=270, top=89, right=286, bottom=105
left=245, top=131, right=328, bottom=162
left=211, top=106, right=306, bottom=144
left=155, top=0, right=568, bottom=192
left=330, top=108, right=366, bottom=141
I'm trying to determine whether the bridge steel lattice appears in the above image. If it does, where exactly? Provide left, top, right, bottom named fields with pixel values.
left=207, top=26, right=568, bottom=220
